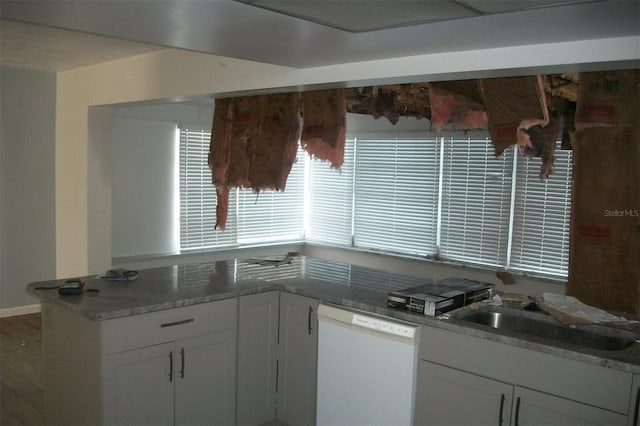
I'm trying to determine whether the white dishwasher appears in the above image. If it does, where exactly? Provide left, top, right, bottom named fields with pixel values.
left=316, top=304, right=419, bottom=426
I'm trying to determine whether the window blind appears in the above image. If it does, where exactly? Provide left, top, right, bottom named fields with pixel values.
left=180, top=124, right=574, bottom=279
left=180, top=128, right=304, bottom=250
left=439, top=137, right=513, bottom=267
left=509, top=143, right=573, bottom=277
left=179, top=127, right=237, bottom=250
left=354, top=138, right=440, bottom=256
left=236, top=145, right=305, bottom=244
left=305, top=139, right=355, bottom=245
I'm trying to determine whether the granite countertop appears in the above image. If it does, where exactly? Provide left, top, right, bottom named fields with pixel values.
left=28, top=255, right=640, bottom=374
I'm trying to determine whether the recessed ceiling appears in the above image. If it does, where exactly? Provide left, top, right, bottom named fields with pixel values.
left=238, top=0, right=586, bottom=32
left=0, top=0, right=638, bottom=70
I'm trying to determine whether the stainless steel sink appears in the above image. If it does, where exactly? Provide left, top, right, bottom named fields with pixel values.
left=454, top=309, right=637, bottom=351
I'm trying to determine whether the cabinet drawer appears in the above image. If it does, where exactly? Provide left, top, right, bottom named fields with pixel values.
left=101, top=298, right=237, bottom=354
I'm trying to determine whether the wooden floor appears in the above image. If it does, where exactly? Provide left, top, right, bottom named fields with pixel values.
left=0, top=313, right=43, bottom=426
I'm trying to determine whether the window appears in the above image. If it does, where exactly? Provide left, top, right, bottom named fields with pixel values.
left=181, top=125, right=573, bottom=279
left=438, top=137, right=514, bottom=267
left=237, top=148, right=305, bottom=245
left=509, top=143, right=573, bottom=276
left=179, top=127, right=305, bottom=251
left=307, top=135, right=573, bottom=278
left=353, top=138, right=440, bottom=256
left=179, top=127, right=237, bottom=250
left=305, top=140, right=355, bottom=245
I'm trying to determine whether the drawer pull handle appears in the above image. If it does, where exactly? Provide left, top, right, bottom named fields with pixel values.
left=514, top=396, right=521, bottom=426
left=498, top=393, right=505, bottom=426
left=180, top=348, right=185, bottom=379
left=168, top=351, right=174, bottom=383
left=160, top=318, right=194, bottom=328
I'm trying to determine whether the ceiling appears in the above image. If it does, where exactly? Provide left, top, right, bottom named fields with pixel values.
left=0, top=20, right=164, bottom=72
left=1, top=0, right=639, bottom=71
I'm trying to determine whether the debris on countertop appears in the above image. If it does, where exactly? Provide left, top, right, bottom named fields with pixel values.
left=539, top=293, right=638, bottom=326
left=488, top=294, right=503, bottom=306
left=496, top=270, right=515, bottom=285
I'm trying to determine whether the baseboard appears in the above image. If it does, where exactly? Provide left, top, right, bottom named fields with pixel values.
left=0, top=303, right=42, bottom=318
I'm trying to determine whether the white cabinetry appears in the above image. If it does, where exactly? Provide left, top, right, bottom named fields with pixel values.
left=416, top=361, right=626, bottom=426
left=277, top=292, right=319, bottom=426
left=415, top=361, right=513, bottom=426
left=237, top=291, right=280, bottom=425
left=236, top=291, right=319, bottom=426
left=103, top=342, right=175, bottom=426
left=416, top=326, right=633, bottom=426
left=514, top=386, right=626, bottom=426
left=42, top=298, right=237, bottom=426
left=175, top=330, right=236, bottom=425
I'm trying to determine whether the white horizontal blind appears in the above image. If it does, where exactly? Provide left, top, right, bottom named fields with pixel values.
left=510, top=143, right=573, bottom=277
left=236, top=145, right=305, bottom=244
left=354, top=138, right=439, bottom=256
left=439, top=137, right=513, bottom=267
left=179, top=127, right=237, bottom=250
left=305, top=139, right=355, bottom=245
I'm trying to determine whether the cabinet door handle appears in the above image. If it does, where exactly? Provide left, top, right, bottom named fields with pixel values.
left=308, top=306, right=314, bottom=335
left=514, top=396, right=521, bottom=426
left=633, top=386, right=640, bottom=426
left=168, top=351, right=174, bottom=383
left=160, top=318, right=194, bottom=328
left=498, top=393, right=505, bottom=426
left=180, top=348, right=185, bottom=379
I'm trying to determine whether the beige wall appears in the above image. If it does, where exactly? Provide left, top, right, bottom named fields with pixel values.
left=55, top=49, right=300, bottom=277
left=55, top=36, right=640, bottom=278
left=1, top=68, right=57, bottom=309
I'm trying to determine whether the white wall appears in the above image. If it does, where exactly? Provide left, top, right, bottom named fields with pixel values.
left=111, top=117, right=178, bottom=257
left=112, top=101, right=214, bottom=126
left=0, top=67, right=56, bottom=311
left=110, top=102, right=215, bottom=258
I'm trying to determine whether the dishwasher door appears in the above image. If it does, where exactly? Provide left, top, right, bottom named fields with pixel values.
left=316, top=304, right=419, bottom=426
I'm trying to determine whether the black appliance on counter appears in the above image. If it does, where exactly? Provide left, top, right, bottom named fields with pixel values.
left=387, top=278, right=493, bottom=316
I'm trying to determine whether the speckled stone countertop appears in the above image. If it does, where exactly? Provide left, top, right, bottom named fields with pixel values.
left=28, top=256, right=640, bottom=374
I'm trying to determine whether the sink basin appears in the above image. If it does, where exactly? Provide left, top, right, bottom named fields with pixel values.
left=455, top=310, right=637, bottom=351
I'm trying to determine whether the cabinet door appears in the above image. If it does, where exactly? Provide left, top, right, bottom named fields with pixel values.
left=514, top=387, right=627, bottom=426
left=277, top=292, right=320, bottom=426
left=629, top=374, right=639, bottom=426
left=237, top=291, right=280, bottom=425
left=414, top=361, right=513, bottom=426
left=175, top=330, right=237, bottom=426
left=103, top=342, right=174, bottom=426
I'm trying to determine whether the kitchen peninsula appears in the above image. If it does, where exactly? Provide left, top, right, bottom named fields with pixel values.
left=28, top=256, right=640, bottom=426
